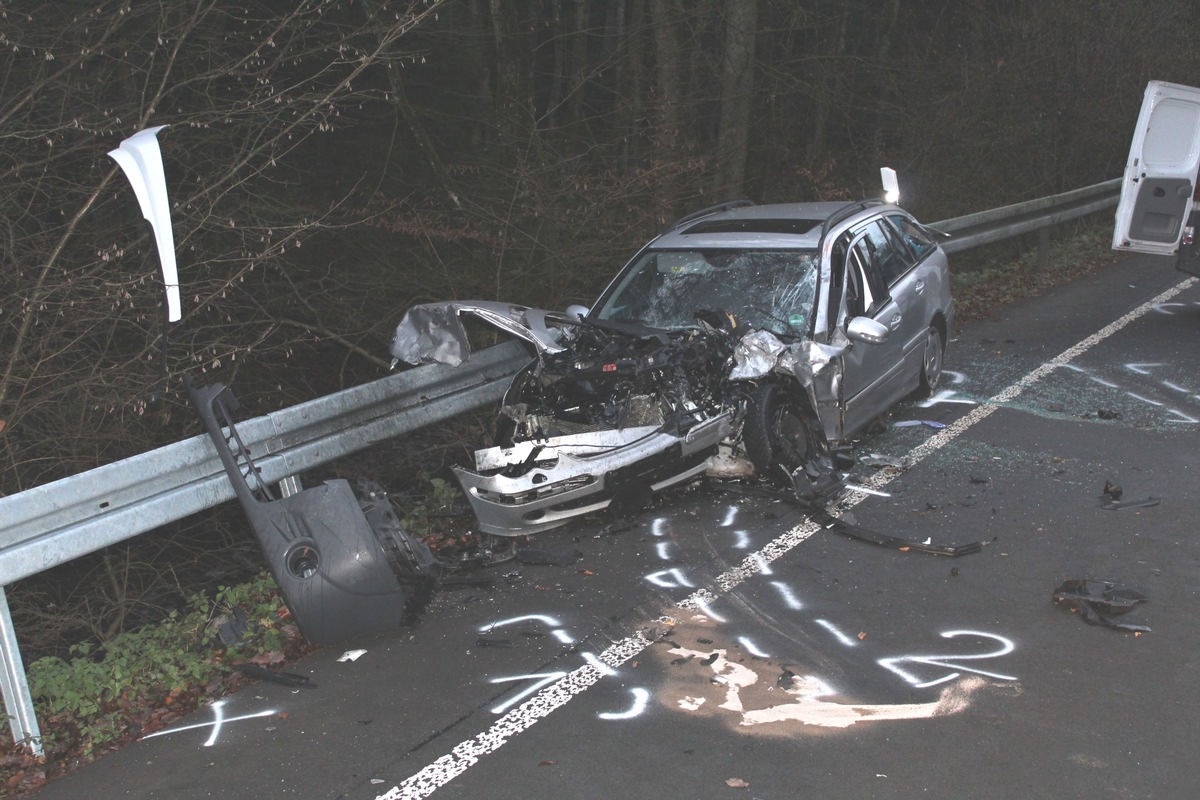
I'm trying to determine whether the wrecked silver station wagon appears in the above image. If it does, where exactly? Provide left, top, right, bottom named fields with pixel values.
left=391, top=199, right=955, bottom=536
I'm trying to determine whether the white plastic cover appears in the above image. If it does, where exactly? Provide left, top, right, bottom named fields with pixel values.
left=108, top=126, right=181, bottom=321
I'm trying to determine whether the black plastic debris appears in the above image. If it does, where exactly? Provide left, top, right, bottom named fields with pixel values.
left=217, top=608, right=249, bottom=646
left=1101, top=496, right=1159, bottom=511
left=234, top=663, right=316, bottom=688
left=1052, top=579, right=1150, bottom=632
left=716, top=483, right=985, bottom=556
left=475, top=636, right=514, bottom=648
left=859, top=453, right=911, bottom=469
left=1096, top=409, right=1123, bottom=420
left=1102, top=480, right=1122, bottom=500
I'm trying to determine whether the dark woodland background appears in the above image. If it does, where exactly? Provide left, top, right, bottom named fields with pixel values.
left=1, top=0, right=1197, bottom=651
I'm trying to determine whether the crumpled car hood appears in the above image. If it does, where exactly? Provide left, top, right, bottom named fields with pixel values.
left=391, top=301, right=571, bottom=367
left=392, top=301, right=844, bottom=390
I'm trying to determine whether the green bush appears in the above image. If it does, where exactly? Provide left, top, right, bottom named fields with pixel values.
left=25, top=570, right=292, bottom=757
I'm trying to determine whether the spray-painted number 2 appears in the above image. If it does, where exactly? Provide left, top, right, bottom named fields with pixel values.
left=877, top=630, right=1017, bottom=688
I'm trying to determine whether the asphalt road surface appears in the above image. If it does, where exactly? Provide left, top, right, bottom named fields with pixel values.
left=33, top=252, right=1200, bottom=800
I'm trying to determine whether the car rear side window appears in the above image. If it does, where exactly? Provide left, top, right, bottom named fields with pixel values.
left=888, top=214, right=936, bottom=262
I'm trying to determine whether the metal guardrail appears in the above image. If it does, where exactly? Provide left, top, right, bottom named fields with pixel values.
left=0, top=178, right=1123, bottom=753
left=0, top=340, right=529, bottom=751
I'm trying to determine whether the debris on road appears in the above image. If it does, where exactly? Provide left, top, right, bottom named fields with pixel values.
left=1102, top=480, right=1122, bottom=500
left=233, top=664, right=315, bottom=688
left=726, top=777, right=750, bottom=788
left=337, top=650, right=367, bottom=663
left=859, top=453, right=912, bottom=469
left=1052, top=579, right=1150, bottom=632
left=893, top=419, right=946, bottom=429
left=1101, top=496, right=1160, bottom=511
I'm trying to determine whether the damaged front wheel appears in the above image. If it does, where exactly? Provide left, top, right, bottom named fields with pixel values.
left=744, top=383, right=820, bottom=484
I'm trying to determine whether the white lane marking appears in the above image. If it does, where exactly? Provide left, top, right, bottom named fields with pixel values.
left=375, top=276, right=1197, bottom=800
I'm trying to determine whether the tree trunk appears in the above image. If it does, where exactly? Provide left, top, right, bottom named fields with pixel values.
left=717, top=0, right=758, bottom=198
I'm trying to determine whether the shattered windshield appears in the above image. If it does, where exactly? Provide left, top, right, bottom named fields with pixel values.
left=594, top=249, right=819, bottom=338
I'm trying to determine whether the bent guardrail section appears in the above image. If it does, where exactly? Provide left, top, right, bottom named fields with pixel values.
left=0, top=340, right=528, bottom=750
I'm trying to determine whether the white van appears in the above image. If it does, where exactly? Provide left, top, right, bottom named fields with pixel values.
left=1112, top=81, right=1200, bottom=276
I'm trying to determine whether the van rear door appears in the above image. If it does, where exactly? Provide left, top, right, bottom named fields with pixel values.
left=1113, top=81, right=1200, bottom=255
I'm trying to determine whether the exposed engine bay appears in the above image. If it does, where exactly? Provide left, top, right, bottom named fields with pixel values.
left=391, top=302, right=846, bottom=536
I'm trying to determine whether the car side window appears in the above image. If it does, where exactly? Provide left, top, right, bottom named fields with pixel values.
left=888, top=214, right=936, bottom=262
left=845, top=233, right=889, bottom=319
left=862, top=220, right=909, bottom=286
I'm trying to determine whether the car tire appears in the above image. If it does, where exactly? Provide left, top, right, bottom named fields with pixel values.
left=917, top=325, right=944, bottom=397
left=744, top=382, right=821, bottom=481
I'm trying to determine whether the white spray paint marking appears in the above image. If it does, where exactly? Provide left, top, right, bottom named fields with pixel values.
left=769, top=581, right=804, bottom=610
left=650, top=517, right=668, bottom=537
left=720, top=505, right=739, bottom=527
left=732, top=529, right=751, bottom=549
left=140, top=700, right=276, bottom=747
left=1125, top=391, right=1163, bottom=407
left=488, top=672, right=569, bottom=714
left=479, top=614, right=574, bottom=645
left=1162, top=380, right=1189, bottom=393
left=645, top=568, right=694, bottom=588
left=378, top=635, right=646, bottom=800
left=693, top=597, right=727, bottom=623
left=917, top=389, right=977, bottom=408
left=749, top=552, right=773, bottom=575
left=580, top=651, right=617, bottom=677
left=736, top=636, right=770, bottom=658
left=877, top=631, right=1017, bottom=688
left=942, top=370, right=968, bottom=385
left=655, top=541, right=674, bottom=560
left=814, top=618, right=859, bottom=648
left=597, top=688, right=650, bottom=720
left=376, top=277, right=1196, bottom=800
left=1123, top=362, right=1164, bottom=375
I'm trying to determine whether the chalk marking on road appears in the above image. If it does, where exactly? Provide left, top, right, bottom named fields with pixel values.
left=597, top=688, right=650, bottom=720
left=375, top=276, right=1197, bottom=800
left=877, top=631, right=1017, bottom=688
left=140, top=700, right=276, bottom=747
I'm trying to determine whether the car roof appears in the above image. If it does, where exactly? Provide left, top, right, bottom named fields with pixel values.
left=652, top=200, right=901, bottom=249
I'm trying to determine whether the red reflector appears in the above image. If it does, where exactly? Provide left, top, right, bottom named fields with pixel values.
left=602, top=363, right=617, bottom=373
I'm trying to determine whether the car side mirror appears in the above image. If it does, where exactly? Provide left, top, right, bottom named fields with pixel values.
left=846, top=316, right=889, bottom=344
left=565, top=304, right=590, bottom=321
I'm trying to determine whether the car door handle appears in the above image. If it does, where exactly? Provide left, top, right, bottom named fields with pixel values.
left=888, top=313, right=902, bottom=331
left=914, top=280, right=925, bottom=294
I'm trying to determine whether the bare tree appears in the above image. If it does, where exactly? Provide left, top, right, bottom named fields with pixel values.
left=0, top=1, right=445, bottom=494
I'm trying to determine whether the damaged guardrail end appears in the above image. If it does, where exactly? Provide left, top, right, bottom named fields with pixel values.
left=185, top=374, right=442, bottom=644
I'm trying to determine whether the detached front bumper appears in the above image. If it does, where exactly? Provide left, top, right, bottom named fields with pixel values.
left=453, top=414, right=731, bottom=536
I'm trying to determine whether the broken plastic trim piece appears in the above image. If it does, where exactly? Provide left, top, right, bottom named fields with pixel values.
left=185, top=375, right=441, bottom=644
left=1052, top=579, right=1150, bottom=632
left=717, top=483, right=985, bottom=556
left=1101, top=496, right=1160, bottom=511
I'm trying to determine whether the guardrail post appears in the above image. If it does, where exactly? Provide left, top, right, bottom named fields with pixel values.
left=0, top=587, right=41, bottom=756
left=1038, top=228, right=1050, bottom=271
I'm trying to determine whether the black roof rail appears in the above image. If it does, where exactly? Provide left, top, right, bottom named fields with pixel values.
left=665, top=199, right=756, bottom=233
left=820, top=198, right=885, bottom=239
